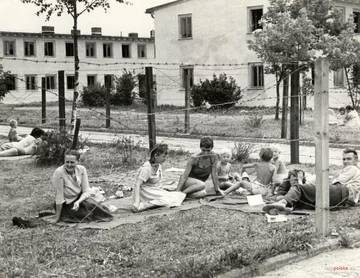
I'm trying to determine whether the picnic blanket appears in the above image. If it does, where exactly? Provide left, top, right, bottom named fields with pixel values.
left=200, top=195, right=315, bottom=220
left=42, top=197, right=202, bottom=230
left=0, top=155, right=32, bottom=161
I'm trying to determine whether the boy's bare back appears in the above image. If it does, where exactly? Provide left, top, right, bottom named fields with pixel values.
left=255, top=162, right=275, bottom=185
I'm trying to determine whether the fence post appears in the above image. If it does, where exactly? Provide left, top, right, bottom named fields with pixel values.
left=146, top=66, right=156, bottom=150
left=105, top=75, right=111, bottom=128
left=314, top=57, right=330, bottom=237
left=185, top=74, right=190, bottom=133
left=41, top=77, right=46, bottom=124
left=58, top=71, right=66, bottom=130
left=290, top=64, right=300, bottom=164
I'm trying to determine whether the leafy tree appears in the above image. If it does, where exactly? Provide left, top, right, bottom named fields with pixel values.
left=248, top=0, right=355, bottom=138
left=21, top=0, right=131, bottom=130
left=0, top=64, right=13, bottom=101
left=190, top=73, right=242, bottom=108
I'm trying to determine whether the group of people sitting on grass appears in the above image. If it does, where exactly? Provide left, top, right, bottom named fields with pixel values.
left=47, top=135, right=360, bottom=224
left=3, top=120, right=359, bottom=223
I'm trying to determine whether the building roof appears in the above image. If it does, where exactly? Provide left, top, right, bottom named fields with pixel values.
left=145, top=0, right=189, bottom=14
left=0, top=31, right=154, bottom=42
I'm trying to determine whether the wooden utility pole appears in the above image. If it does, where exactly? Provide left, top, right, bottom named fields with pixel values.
left=105, top=75, right=111, bottom=128
left=146, top=67, right=156, bottom=150
left=184, top=74, right=190, bottom=133
left=41, top=77, right=46, bottom=124
left=290, top=64, right=300, bottom=163
left=314, top=57, right=330, bottom=237
left=58, top=71, right=66, bottom=130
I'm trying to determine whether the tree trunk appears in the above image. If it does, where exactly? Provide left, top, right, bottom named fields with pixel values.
left=290, top=64, right=300, bottom=164
left=281, top=76, right=289, bottom=138
left=275, top=72, right=280, bottom=120
left=71, top=1, right=80, bottom=133
left=344, top=66, right=356, bottom=107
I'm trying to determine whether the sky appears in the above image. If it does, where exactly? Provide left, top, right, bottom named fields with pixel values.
left=0, top=0, right=170, bottom=37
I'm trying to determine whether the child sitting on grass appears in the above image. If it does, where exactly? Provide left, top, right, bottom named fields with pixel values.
left=221, top=147, right=275, bottom=197
left=217, top=148, right=240, bottom=190
left=269, top=144, right=288, bottom=191
left=8, top=119, right=23, bottom=142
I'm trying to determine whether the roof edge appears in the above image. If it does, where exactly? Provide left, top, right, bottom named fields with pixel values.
left=145, top=0, right=185, bottom=14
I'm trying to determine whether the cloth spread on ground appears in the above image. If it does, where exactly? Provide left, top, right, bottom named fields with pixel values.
left=42, top=197, right=202, bottom=229
left=40, top=169, right=314, bottom=229
left=0, top=155, right=32, bottom=161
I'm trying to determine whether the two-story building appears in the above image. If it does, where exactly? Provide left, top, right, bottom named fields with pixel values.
left=0, top=26, right=155, bottom=103
left=146, top=0, right=360, bottom=108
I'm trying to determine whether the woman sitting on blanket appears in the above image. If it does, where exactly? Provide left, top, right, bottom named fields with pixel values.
left=132, top=144, right=186, bottom=213
left=176, top=137, right=221, bottom=198
left=50, top=149, right=113, bottom=224
left=0, top=127, right=45, bottom=157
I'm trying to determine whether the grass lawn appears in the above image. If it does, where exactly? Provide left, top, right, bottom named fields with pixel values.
left=1, top=144, right=360, bottom=277
left=1, top=102, right=360, bottom=145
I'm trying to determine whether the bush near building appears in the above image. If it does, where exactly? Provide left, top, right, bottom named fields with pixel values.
left=191, top=73, right=242, bottom=108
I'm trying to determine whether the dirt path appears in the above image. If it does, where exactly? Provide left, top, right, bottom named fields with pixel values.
left=0, top=125, right=344, bottom=166
left=256, top=248, right=360, bottom=278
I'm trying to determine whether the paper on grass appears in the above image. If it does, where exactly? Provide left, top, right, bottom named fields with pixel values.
left=265, top=214, right=288, bottom=223
left=246, top=194, right=265, bottom=206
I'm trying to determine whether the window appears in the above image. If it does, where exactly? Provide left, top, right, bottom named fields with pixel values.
left=6, top=75, right=16, bottom=90
left=4, top=40, right=16, bottom=56
left=67, top=75, right=75, bottom=89
left=44, top=42, right=54, bottom=57
left=354, top=10, right=360, bottom=33
left=250, top=63, right=264, bottom=88
left=25, top=75, right=37, bottom=90
left=181, top=66, right=194, bottom=88
left=333, top=69, right=344, bottom=88
left=179, top=14, right=192, bottom=39
left=65, top=42, right=74, bottom=57
left=24, top=41, right=35, bottom=57
left=137, top=44, right=146, bottom=58
left=87, top=75, right=97, bottom=87
left=122, top=44, right=130, bottom=58
left=86, top=42, right=96, bottom=57
left=103, top=43, right=112, bottom=58
left=104, top=75, right=113, bottom=88
left=248, top=7, right=263, bottom=32
left=45, top=75, right=56, bottom=89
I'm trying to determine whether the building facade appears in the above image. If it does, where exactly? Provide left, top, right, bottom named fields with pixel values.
left=0, top=26, right=155, bottom=104
left=146, top=0, right=360, bottom=108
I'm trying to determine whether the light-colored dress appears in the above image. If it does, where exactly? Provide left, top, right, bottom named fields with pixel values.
left=134, top=161, right=186, bottom=207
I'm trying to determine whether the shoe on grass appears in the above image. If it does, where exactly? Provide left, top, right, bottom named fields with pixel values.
left=262, top=200, right=293, bottom=215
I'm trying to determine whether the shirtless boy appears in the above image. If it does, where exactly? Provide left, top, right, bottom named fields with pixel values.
left=221, top=147, right=275, bottom=197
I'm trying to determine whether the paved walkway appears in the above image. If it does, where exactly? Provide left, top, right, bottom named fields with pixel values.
left=0, top=125, right=345, bottom=166
left=256, top=248, right=360, bottom=278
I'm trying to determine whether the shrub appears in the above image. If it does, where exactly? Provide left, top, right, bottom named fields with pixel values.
left=81, top=83, right=107, bottom=107
left=111, top=69, right=137, bottom=106
left=232, top=142, right=253, bottom=163
left=244, top=115, right=264, bottom=128
left=0, top=65, right=12, bottom=101
left=34, top=129, right=86, bottom=165
left=190, top=73, right=242, bottom=108
left=114, top=136, right=142, bottom=165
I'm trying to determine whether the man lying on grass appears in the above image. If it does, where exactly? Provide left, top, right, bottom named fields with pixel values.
left=263, top=148, right=360, bottom=214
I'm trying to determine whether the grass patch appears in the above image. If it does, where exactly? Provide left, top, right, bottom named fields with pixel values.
left=1, top=146, right=360, bottom=277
